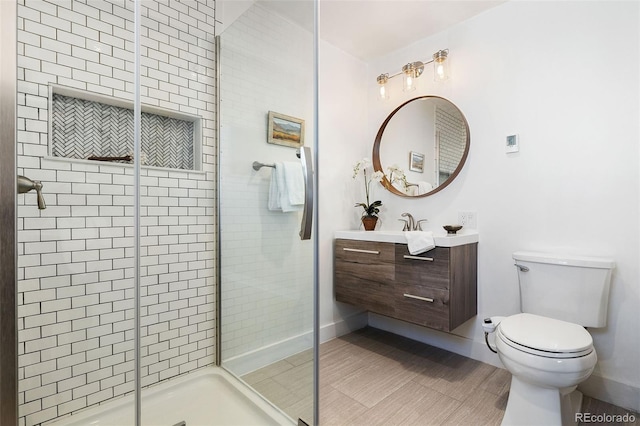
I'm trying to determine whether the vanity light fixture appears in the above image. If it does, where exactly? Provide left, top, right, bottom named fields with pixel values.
left=376, top=49, right=449, bottom=99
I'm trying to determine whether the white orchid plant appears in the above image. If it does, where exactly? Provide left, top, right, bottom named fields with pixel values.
left=386, top=164, right=409, bottom=191
left=352, top=159, right=384, bottom=217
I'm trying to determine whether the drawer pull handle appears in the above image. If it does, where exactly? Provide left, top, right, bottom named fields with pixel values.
left=343, top=248, right=380, bottom=255
left=403, top=293, right=434, bottom=303
left=403, top=255, right=434, bottom=262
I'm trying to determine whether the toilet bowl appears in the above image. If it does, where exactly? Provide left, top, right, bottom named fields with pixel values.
left=495, top=313, right=598, bottom=426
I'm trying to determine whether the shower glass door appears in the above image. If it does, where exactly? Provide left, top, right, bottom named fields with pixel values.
left=14, top=1, right=137, bottom=425
left=8, top=0, right=316, bottom=424
left=12, top=1, right=222, bottom=424
left=137, top=2, right=218, bottom=424
left=218, top=1, right=317, bottom=424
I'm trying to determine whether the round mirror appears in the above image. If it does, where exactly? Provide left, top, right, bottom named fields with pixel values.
left=373, top=96, right=470, bottom=197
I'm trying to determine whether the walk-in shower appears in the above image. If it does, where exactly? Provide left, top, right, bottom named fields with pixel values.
left=0, top=0, right=318, bottom=424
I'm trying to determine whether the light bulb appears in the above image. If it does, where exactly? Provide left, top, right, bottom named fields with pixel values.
left=378, top=84, right=388, bottom=100
left=404, top=76, right=414, bottom=91
left=376, top=74, right=389, bottom=100
left=433, top=50, right=449, bottom=81
left=402, top=62, right=422, bottom=92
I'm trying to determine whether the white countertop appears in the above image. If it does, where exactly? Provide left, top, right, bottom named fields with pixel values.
left=334, top=229, right=479, bottom=247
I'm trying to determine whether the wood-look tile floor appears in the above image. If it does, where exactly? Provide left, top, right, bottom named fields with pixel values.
left=243, top=327, right=639, bottom=425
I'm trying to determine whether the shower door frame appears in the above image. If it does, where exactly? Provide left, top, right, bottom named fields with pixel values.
left=0, top=0, right=18, bottom=423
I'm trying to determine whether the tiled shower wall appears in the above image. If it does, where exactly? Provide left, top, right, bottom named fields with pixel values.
left=220, top=3, right=314, bottom=364
left=16, top=1, right=216, bottom=425
left=436, top=107, right=466, bottom=177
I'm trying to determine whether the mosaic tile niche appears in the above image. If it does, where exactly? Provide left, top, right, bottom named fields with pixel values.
left=51, top=93, right=198, bottom=170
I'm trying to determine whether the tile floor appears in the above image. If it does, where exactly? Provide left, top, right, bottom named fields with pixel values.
left=243, top=327, right=638, bottom=425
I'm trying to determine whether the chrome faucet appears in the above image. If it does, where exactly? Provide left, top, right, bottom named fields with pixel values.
left=400, top=212, right=428, bottom=231
left=17, top=175, right=46, bottom=210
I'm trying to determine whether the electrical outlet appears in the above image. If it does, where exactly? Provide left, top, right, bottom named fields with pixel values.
left=458, top=211, right=477, bottom=229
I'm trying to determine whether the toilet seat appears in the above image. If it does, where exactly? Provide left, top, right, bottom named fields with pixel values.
left=498, top=313, right=594, bottom=359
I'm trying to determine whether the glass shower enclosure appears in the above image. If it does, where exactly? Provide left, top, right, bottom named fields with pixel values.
left=0, top=0, right=317, bottom=424
left=218, top=1, right=316, bottom=422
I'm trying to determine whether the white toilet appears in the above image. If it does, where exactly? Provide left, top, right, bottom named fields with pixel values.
left=485, top=251, right=615, bottom=426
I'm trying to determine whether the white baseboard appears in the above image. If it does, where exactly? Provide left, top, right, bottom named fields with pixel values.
left=368, top=313, right=503, bottom=368
left=369, top=313, right=640, bottom=413
left=223, top=312, right=368, bottom=376
left=320, top=311, right=368, bottom=343
left=224, top=331, right=313, bottom=376
left=579, top=374, right=640, bottom=413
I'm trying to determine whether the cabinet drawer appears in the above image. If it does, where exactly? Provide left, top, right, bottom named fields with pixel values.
left=394, top=284, right=450, bottom=331
left=335, top=239, right=396, bottom=317
left=335, top=275, right=396, bottom=318
left=335, top=239, right=394, bottom=282
left=395, top=245, right=450, bottom=290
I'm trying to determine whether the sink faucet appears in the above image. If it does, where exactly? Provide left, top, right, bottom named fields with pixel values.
left=400, top=213, right=428, bottom=231
left=400, top=213, right=415, bottom=231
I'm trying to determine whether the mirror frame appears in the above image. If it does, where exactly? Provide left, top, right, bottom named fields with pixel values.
left=372, top=95, right=470, bottom=198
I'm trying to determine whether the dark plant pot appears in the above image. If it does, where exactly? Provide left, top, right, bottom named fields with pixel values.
left=362, top=216, right=378, bottom=231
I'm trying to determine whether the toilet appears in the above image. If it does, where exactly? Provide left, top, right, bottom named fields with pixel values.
left=485, top=251, right=615, bottom=426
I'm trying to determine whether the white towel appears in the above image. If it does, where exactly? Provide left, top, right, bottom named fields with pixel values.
left=405, top=231, right=435, bottom=255
left=282, top=161, right=304, bottom=205
left=271, top=162, right=303, bottom=213
left=268, top=170, right=281, bottom=211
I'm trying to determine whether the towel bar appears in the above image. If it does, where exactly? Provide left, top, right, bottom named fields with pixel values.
left=252, top=161, right=275, bottom=170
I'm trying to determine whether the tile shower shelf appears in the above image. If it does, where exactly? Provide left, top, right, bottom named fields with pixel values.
left=48, top=85, right=203, bottom=171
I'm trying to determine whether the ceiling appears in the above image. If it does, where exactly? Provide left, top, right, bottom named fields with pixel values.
left=258, top=0, right=506, bottom=61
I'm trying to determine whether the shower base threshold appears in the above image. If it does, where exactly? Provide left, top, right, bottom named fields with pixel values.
left=49, top=366, right=294, bottom=426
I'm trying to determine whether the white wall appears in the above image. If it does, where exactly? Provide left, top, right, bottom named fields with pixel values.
left=322, top=0, right=640, bottom=412
left=318, top=40, right=370, bottom=340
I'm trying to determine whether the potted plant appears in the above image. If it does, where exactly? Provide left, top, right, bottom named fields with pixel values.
left=352, top=159, right=384, bottom=231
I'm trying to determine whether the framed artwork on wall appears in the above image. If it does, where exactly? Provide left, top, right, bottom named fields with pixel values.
left=409, top=151, right=425, bottom=173
left=267, top=111, right=305, bottom=148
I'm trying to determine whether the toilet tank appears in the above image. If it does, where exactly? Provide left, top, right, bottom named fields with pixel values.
left=513, top=251, right=615, bottom=327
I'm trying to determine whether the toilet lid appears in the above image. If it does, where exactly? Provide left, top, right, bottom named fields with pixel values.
left=499, top=313, right=593, bottom=354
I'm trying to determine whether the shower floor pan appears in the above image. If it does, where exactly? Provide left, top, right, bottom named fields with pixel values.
left=49, top=367, right=293, bottom=426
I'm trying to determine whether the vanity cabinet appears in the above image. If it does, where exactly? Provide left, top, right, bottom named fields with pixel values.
left=334, top=239, right=477, bottom=332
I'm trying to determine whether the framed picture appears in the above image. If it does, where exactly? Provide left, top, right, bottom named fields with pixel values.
left=267, top=111, right=305, bottom=148
left=409, top=151, right=425, bottom=173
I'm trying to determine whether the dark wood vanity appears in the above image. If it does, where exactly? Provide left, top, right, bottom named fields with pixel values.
left=334, top=237, right=477, bottom=332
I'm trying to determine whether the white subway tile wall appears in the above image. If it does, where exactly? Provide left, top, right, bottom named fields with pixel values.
left=219, top=4, right=314, bottom=362
left=16, top=1, right=216, bottom=425
left=436, top=107, right=466, bottom=178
